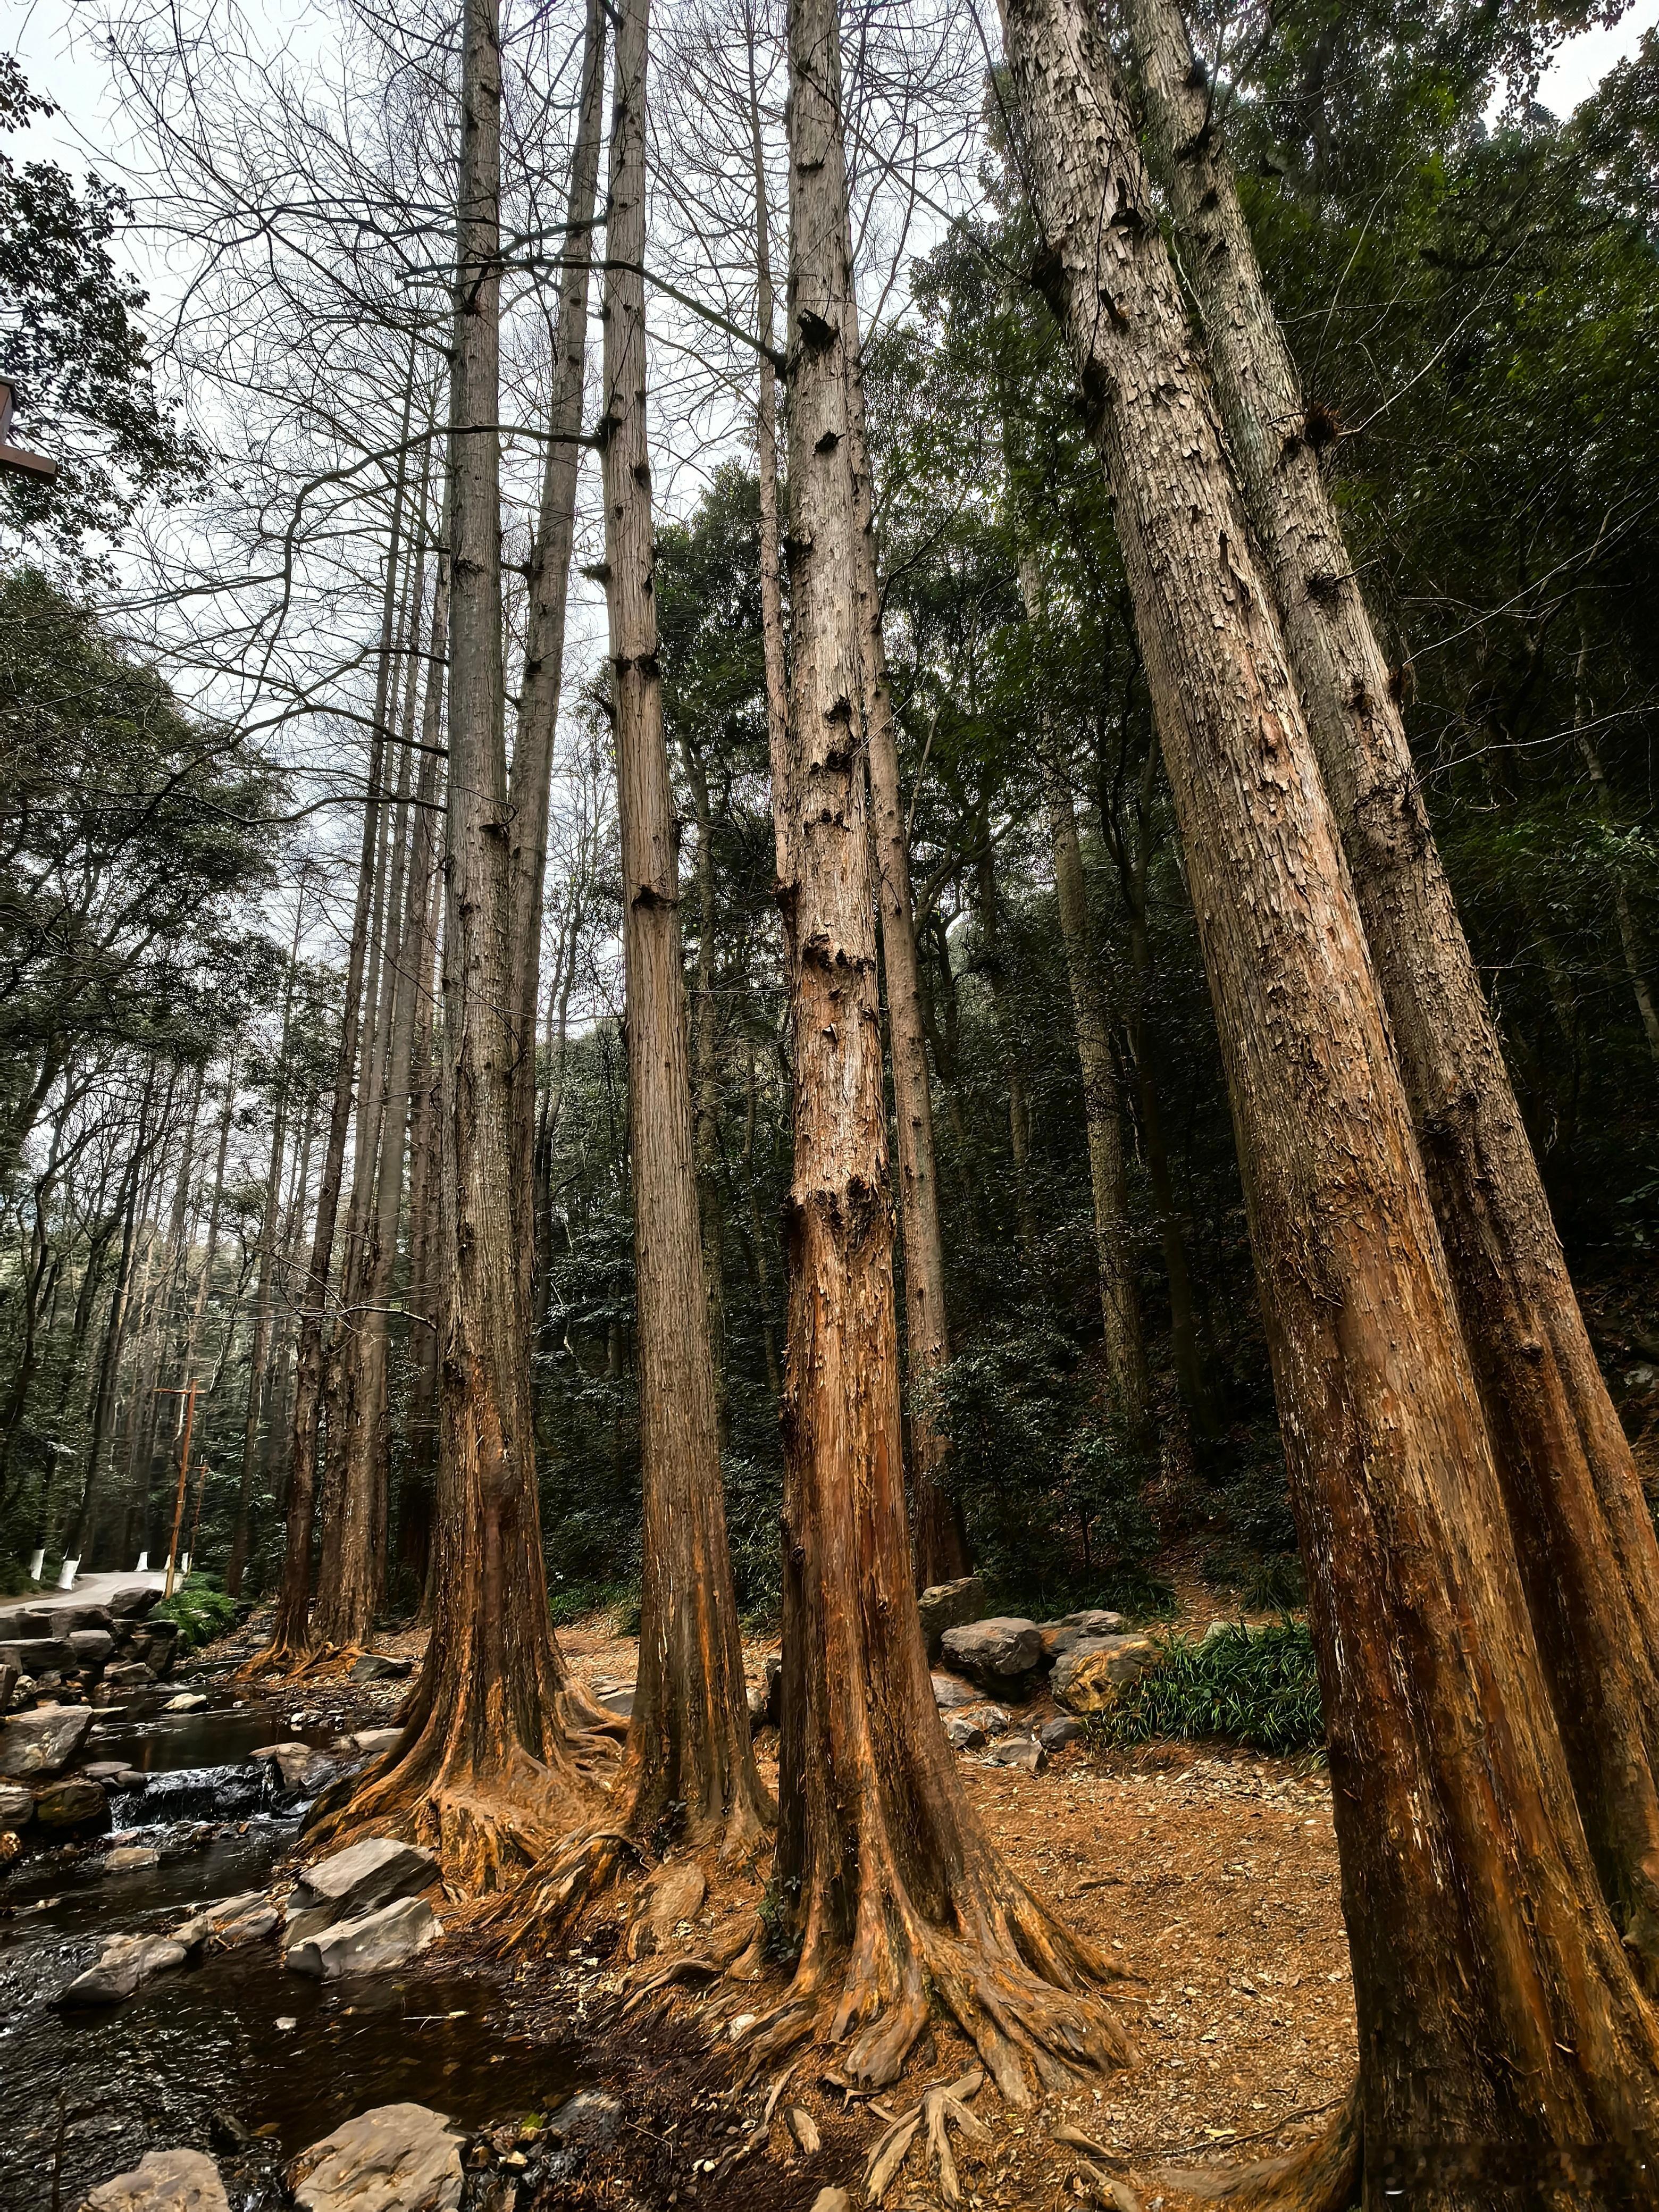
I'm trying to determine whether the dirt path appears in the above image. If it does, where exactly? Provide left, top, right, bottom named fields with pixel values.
left=211, top=1604, right=1352, bottom=2207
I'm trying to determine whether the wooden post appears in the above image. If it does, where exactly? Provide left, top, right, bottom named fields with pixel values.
left=159, top=1381, right=197, bottom=1598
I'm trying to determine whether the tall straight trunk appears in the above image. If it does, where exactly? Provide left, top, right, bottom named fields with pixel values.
left=507, top=0, right=606, bottom=1257
left=228, top=899, right=306, bottom=1594
left=841, top=275, right=969, bottom=1590
left=681, top=729, right=731, bottom=1443
left=315, top=0, right=609, bottom=1890
left=1022, top=552, right=1148, bottom=1429
left=255, top=763, right=383, bottom=1666
left=973, top=838, right=1040, bottom=1263
left=65, top=1070, right=156, bottom=1563
left=182, top=1056, right=236, bottom=1386
left=1004, top=0, right=1659, bottom=2197
left=1127, top=0, right=1659, bottom=1981
left=263, top=1084, right=318, bottom=1503
left=744, top=0, right=1132, bottom=2099
left=540, top=0, right=764, bottom=1870
left=741, top=1033, right=783, bottom=1400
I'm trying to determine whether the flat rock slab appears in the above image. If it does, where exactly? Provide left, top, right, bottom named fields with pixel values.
left=105, top=1661, right=154, bottom=1686
left=1040, top=1715, right=1086, bottom=1751
left=103, top=1845, right=162, bottom=1872
left=177, top=1890, right=280, bottom=1950
left=287, top=1895, right=440, bottom=1980
left=0, top=1606, right=49, bottom=1640
left=79, top=2146, right=229, bottom=2211
left=940, top=1617, right=1042, bottom=1688
left=1051, top=1635, right=1159, bottom=1715
left=0, top=1637, right=71, bottom=1677
left=916, top=1574, right=989, bottom=1660
left=65, top=1932, right=188, bottom=2004
left=348, top=1653, right=413, bottom=1682
left=350, top=1728, right=404, bottom=1757
left=289, top=2102, right=462, bottom=2212
left=982, top=1733, right=1045, bottom=1772
left=932, top=1672, right=979, bottom=1711
left=0, top=1780, right=33, bottom=1826
left=0, top=1703, right=96, bottom=1778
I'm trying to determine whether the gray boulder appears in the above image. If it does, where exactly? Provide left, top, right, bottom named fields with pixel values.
left=931, top=1672, right=978, bottom=1711
left=596, top=1685, right=634, bottom=1719
left=105, top=1661, right=155, bottom=1686
left=944, top=1714, right=986, bottom=1751
left=916, top=1574, right=988, bottom=1661
left=64, top=1932, right=188, bottom=2004
left=0, top=1779, right=32, bottom=1826
left=350, top=1728, right=404, bottom=1757
left=102, top=1845, right=162, bottom=1872
left=83, top=1760, right=131, bottom=1781
left=549, top=2090, right=624, bottom=2147
left=0, top=1636, right=70, bottom=1677
left=176, top=1889, right=280, bottom=1950
left=348, top=1652, right=413, bottom=1682
left=70, top=1629, right=116, bottom=1668
left=79, top=2147, right=229, bottom=2212
left=289, top=2102, right=462, bottom=2212
left=1040, top=1715, right=1086, bottom=1752
left=1051, top=1635, right=1159, bottom=1715
left=108, top=1585, right=162, bottom=1618
left=284, top=1834, right=439, bottom=1947
left=939, top=1616, right=1042, bottom=1690
left=1062, top=1608, right=1126, bottom=1636
left=0, top=1662, right=15, bottom=1713
left=0, top=1700, right=95, bottom=1777
left=984, top=1732, right=1045, bottom=1772
left=0, top=1605, right=49, bottom=1640
left=61, top=1605, right=114, bottom=1635
left=36, top=1777, right=108, bottom=1828
left=287, top=1895, right=439, bottom=1980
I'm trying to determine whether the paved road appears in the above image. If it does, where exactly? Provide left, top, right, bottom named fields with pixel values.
left=26, top=1568, right=167, bottom=1615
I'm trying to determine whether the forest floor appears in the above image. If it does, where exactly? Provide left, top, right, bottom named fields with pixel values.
left=210, top=1593, right=1354, bottom=2211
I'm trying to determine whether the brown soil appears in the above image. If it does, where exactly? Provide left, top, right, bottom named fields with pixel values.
left=206, top=1598, right=1353, bottom=2209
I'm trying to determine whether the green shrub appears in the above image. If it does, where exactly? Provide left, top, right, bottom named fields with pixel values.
left=1092, top=1618, right=1325, bottom=1756
left=151, top=1571, right=238, bottom=1653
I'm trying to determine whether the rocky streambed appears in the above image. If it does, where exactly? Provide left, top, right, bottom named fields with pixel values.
left=0, top=1661, right=584, bottom=2211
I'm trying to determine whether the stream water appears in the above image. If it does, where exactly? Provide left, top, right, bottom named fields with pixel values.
left=0, top=1679, right=579, bottom=2211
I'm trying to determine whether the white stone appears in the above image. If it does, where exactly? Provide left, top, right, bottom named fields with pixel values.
left=284, top=1836, right=438, bottom=1946
left=286, top=1895, right=440, bottom=1980
left=288, top=2102, right=462, bottom=2212
left=78, top=2147, right=229, bottom=2212
left=64, top=1932, right=188, bottom=2004
left=164, top=1692, right=208, bottom=1713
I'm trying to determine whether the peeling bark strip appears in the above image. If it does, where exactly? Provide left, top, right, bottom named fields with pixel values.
left=306, top=0, right=608, bottom=1891
left=1002, top=0, right=1659, bottom=2198
left=590, top=0, right=767, bottom=1854
left=743, top=0, right=1132, bottom=2102
left=1125, top=0, right=1659, bottom=1979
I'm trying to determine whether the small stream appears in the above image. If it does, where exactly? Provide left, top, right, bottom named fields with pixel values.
left=0, top=1680, right=579, bottom=2211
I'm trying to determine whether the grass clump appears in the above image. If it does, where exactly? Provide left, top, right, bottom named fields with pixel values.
left=1092, top=1616, right=1325, bottom=1756
left=152, top=1571, right=238, bottom=1653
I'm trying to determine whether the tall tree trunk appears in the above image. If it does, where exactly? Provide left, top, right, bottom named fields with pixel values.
left=1126, top=0, right=1659, bottom=1980
left=507, top=0, right=607, bottom=1272
left=312, top=0, right=611, bottom=1889
left=508, top=0, right=767, bottom=1928
left=1004, top=0, right=1659, bottom=2196
left=228, top=899, right=306, bottom=1595
left=841, top=278, right=969, bottom=1589
left=64, top=1070, right=156, bottom=1563
left=1573, top=649, right=1659, bottom=1073
left=973, top=836, right=1040, bottom=1264
left=681, top=729, right=731, bottom=1444
left=743, top=0, right=1133, bottom=2099
left=1021, top=551, right=1148, bottom=1429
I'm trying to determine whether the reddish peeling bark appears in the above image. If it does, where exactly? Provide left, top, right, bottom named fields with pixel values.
left=1004, top=0, right=1659, bottom=2198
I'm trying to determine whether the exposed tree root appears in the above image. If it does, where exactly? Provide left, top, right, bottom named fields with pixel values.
left=728, top=1857, right=1136, bottom=2108
left=1161, top=2087, right=1360, bottom=2211
left=303, top=1714, right=619, bottom=1895
left=234, top=1640, right=315, bottom=1682
left=862, top=2069, right=988, bottom=2205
